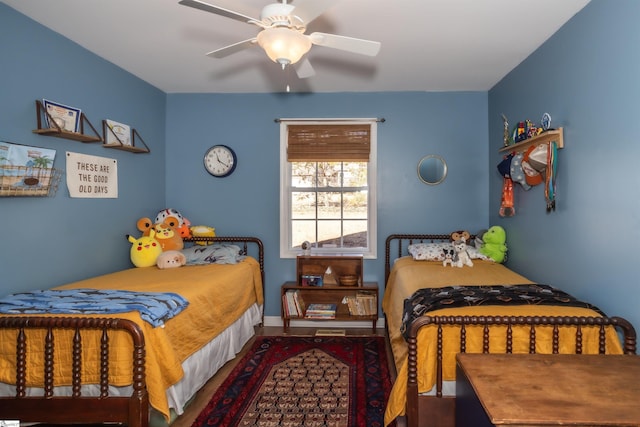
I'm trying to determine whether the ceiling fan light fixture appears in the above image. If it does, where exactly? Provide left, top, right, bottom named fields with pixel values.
left=257, top=27, right=311, bottom=65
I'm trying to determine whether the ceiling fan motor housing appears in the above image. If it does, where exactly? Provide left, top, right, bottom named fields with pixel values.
left=261, top=3, right=297, bottom=26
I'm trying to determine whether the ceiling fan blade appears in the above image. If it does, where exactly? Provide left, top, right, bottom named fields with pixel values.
left=294, top=57, right=315, bottom=79
left=291, top=0, right=339, bottom=24
left=178, top=0, right=258, bottom=24
left=206, top=38, right=257, bottom=58
left=309, top=32, right=381, bottom=56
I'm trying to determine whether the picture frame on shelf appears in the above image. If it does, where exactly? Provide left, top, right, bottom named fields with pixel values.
left=42, top=99, right=81, bottom=132
left=104, top=119, right=132, bottom=146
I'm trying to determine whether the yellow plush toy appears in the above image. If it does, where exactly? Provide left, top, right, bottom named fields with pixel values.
left=190, top=225, right=216, bottom=246
left=127, top=230, right=163, bottom=267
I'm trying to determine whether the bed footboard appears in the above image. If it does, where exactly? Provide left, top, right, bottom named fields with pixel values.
left=0, top=316, right=148, bottom=427
left=405, top=315, right=637, bottom=427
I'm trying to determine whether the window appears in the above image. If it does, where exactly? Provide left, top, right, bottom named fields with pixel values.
left=280, top=119, right=377, bottom=258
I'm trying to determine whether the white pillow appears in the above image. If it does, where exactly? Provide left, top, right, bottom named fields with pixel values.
left=408, top=242, right=493, bottom=262
left=408, top=243, right=451, bottom=261
left=466, top=246, right=493, bottom=262
left=181, top=243, right=242, bottom=265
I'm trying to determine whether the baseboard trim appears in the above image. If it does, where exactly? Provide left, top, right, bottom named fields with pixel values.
left=263, top=315, right=385, bottom=329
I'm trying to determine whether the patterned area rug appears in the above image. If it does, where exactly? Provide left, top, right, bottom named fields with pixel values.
left=192, top=335, right=395, bottom=427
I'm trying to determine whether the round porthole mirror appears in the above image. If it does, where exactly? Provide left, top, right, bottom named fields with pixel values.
left=418, top=154, right=447, bottom=185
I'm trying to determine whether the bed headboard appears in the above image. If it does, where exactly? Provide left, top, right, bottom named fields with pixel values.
left=384, top=233, right=476, bottom=286
left=184, top=235, right=263, bottom=267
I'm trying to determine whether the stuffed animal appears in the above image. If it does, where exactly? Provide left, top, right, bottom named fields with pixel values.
left=153, top=218, right=184, bottom=251
left=127, top=230, right=163, bottom=268
left=442, top=247, right=455, bottom=267
left=479, top=225, right=508, bottom=263
left=450, top=230, right=473, bottom=268
left=155, top=208, right=192, bottom=238
left=156, top=250, right=186, bottom=269
left=190, top=225, right=216, bottom=246
left=137, top=216, right=184, bottom=251
left=473, top=229, right=487, bottom=248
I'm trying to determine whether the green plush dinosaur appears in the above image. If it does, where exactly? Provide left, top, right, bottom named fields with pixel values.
left=479, top=226, right=508, bottom=263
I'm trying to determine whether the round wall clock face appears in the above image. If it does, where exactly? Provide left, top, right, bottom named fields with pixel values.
left=204, top=145, right=237, bottom=177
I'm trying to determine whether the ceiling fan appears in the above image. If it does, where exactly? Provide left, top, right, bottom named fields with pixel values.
left=178, top=0, right=381, bottom=79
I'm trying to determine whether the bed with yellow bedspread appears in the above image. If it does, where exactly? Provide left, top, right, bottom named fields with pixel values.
left=0, top=237, right=264, bottom=426
left=382, top=234, right=636, bottom=427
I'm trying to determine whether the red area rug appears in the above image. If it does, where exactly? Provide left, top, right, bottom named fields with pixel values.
left=192, top=335, right=395, bottom=427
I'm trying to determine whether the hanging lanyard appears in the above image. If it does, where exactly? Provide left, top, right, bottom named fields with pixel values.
left=545, top=141, right=557, bottom=212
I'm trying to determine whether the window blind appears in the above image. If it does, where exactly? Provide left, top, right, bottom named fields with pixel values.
left=287, top=124, right=371, bottom=162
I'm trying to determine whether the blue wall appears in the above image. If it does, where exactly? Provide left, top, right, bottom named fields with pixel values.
left=0, top=3, right=488, bottom=318
left=165, top=92, right=488, bottom=316
left=0, top=4, right=166, bottom=288
left=488, top=0, right=640, bottom=329
left=2, top=0, right=638, bottom=328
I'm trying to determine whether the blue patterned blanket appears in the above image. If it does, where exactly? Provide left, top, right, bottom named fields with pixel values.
left=0, top=288, right=189, bottom=327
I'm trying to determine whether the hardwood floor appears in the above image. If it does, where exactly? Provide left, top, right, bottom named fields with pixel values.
left=169, top=325, right=404, bottom=427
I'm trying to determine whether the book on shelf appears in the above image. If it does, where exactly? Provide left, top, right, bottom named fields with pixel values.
left=342, top=292, right=377, bottom=316
left=293, top=290, right=305, bottom=315
left=284, top=290, right=306, bottom=317
left=283, top=292, right=295, bottom=317
left=305, top=303, right=337, bottom=319
left=305, top=303, right=337, bottom=314
left=305, top=311, right=336, bottom=319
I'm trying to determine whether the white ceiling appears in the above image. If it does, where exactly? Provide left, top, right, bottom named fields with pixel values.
left=2, top=0, right=590, bottom=94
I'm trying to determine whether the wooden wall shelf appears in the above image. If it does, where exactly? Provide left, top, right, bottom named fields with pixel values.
left=33, top=100, right=102, bottom=143
left=498, top=127, right=563, bottom=153
left=102, top=120, right=150, bottom=153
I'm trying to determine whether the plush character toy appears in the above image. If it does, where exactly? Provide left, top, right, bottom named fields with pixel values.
left=450, top=230, right=473, bottom=268
left=155, top=208, right=192, bottom=238
left=152, top=218, right=184, bottom=251
left=479, top=225, right=508, bottom=263
left=190, top=225, right=216, bottom=246
left=442, top=247, right=455, bottom=267
left=137, top=216, right=184, bottom=251
left=127, top=230, right=163, bottom=268
left=156, top=250, right=186, bottom=269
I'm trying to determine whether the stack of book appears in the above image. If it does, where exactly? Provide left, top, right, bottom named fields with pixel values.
left=283, top=290, right=305, bottom=317
left=343, top=291, right=377, bottom=316
left=305, top=303, right=337, bottom=319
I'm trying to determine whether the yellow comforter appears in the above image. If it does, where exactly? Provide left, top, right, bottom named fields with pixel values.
left=382, top=257, right=622, bottom=426
left=0, top=257, right=263, bottom=421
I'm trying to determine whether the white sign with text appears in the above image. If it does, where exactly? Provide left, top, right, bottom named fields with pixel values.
left=66, top=151, right=118, bottom=198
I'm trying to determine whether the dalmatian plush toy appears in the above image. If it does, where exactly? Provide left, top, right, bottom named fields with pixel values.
left=442, top=247, right=455, bottom=267
left=451, top=230, right=474, bottom=268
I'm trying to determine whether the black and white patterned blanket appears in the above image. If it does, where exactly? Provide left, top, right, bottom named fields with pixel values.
left=401, top=284, right=605, bottom=339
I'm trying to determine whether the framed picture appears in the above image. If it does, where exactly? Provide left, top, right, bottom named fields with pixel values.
left=105, top=119, right=132, bottom=146
left=43, top=99, right=81, bottom=132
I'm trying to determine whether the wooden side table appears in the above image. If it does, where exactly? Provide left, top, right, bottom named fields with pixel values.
left=456, top=353, right=640, bottom=426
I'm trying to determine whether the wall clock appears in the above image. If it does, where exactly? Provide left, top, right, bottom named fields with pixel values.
left=204, top=145, right=237, bottom=177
